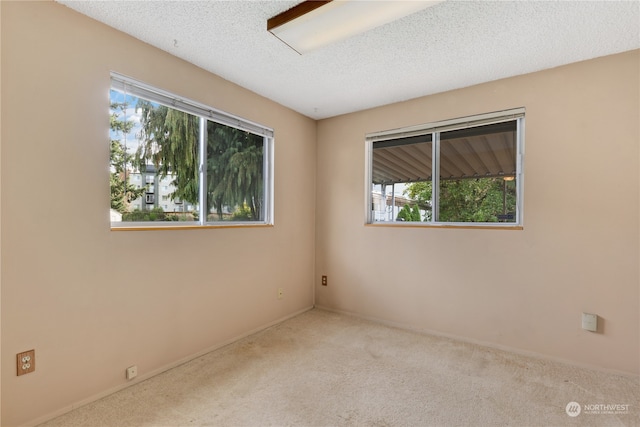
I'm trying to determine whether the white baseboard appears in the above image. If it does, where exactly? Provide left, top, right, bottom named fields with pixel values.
left=314, top=305, right=639, bottom=379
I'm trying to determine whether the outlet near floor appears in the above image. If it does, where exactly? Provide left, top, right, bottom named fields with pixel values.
left=582, top=313, right=598, bottom=332
left=17, top=349, right=36, bottom=376
left=126, top=365, right=138, bottom=380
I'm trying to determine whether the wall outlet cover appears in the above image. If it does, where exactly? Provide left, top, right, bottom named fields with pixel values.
left=17, top=350, right=36, bottom=376
left=582, top=313, right=598, bottom=332
left=126, top=365, right=138, bottom=380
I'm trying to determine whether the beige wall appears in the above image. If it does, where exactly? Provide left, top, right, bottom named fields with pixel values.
left=0, top=1, right=3, bottom=424
left=2, top=1, right=638, bottom=426
left=316, top=50, right=639, bottom=376
left=1, top=2, right=316, bottom=426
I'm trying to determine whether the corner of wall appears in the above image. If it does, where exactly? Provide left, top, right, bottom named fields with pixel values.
left=1, top=0, right=4, bottom=422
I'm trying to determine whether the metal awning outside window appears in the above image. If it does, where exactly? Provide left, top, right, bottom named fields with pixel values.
left=372, top=120, right=517, bottom=185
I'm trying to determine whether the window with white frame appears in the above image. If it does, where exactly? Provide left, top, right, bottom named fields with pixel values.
left=367, top=109, right=524, bottom=226
left=109, top=73, right=273, bottom=227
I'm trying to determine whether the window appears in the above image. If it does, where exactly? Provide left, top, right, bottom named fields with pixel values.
left=367, top=109, right=524, bottom=226
left=109, top=73, right=274, bottom=227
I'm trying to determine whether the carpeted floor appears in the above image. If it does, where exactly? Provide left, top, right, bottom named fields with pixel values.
left=40, top=309, right=639, bottom=427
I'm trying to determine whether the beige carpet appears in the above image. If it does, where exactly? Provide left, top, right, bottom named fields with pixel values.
left=40, top=309, right=639, bottom=427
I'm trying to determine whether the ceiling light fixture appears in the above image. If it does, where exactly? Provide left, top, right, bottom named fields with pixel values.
left=267, top=0, right=444, bottom=55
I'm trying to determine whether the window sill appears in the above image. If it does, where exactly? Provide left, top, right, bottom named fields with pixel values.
left=111, top=223, right=274, bottom=231
left=365, top=222, right=523, bottom=230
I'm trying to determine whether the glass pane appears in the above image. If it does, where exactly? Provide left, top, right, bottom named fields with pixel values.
left=438, top=121, right=517, bottom=223
left=371, top=135, right=433, bottom=222
left=109, top=89, right=200, bottom=223
left=206, top=121, right=265, bottom=222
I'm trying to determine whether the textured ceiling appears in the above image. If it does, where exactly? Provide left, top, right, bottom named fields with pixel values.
left=57, top=1, right=639, bottom=120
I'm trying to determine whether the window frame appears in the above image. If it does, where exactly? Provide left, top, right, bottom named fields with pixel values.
left=110, top=72, right=274, bottom=230
left=365, top=108, right=525, bottom=228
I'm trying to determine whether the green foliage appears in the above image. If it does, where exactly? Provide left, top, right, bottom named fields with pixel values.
left=110, top=102, right=134, bottom=135
left=404, top=178, right=516, bottom=222
left=135, top=102, right=263, bottom=221
left=404, top=182, right=432, bottom=221
left=411, top=204, right=421, bottom=221
left=396, top=204, right=421, bottom=221
left=135, top=101, right=200, bottom=207
left=122, top=207, right=178, bottom=222
left=207, top=122, right=263, bottom=221
left=110, top=102, right=146, bottom=214
left=230, top=203, right=253, bottom=221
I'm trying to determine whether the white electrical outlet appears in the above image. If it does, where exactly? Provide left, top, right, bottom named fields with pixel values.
left=582, top=313, right=598, bottom=332
left=126, top=365, right=138, bottom=380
